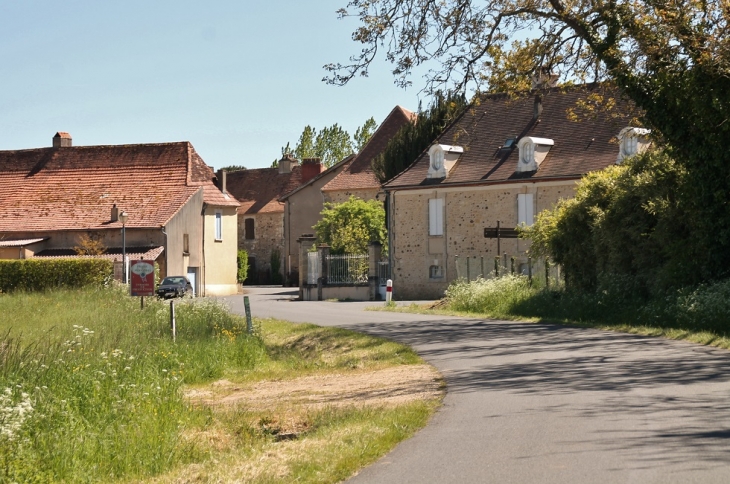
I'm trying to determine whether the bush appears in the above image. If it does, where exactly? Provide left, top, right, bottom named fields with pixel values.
left=270, top=248, right=283, bottom=285
left=0, top=259, right=113, bottom=293
left=236, top=249, right=249, bottom=283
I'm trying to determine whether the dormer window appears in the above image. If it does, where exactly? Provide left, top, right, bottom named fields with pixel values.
left=516, top=137, right=554, bottom=172
left=427, top=144, right=464, bottom=179
left=617, top=127, right=651, bottom=163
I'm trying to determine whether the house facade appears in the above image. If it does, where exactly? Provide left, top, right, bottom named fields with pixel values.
left=226, top=155, right=330, bottom=284
left=383, top=85, right=645, bottom=299
left=0, top=132, right=239, bottom=296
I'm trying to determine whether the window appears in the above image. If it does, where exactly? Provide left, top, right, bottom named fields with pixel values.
left=518, top=194, right=534, bottom=226
left=183, top=234, right=189, bottom=254
left=215, top=212, right=222, bottom=240
left=429, top=265, right=444, bottom=279
left=245, top=218, right=255, bottom=240
left=429, top=198, right=444, bottom=236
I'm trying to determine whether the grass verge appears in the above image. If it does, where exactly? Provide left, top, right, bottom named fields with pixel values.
left=369, top=275, right=730, bottom=350
left=0, top=286, right=442, bottom=483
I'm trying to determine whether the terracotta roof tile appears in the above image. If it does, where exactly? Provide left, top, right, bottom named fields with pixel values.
left=34, top=245, right=165, bottom=261
left=0, top=238, right=48, bottom=247
left=385, top=85, right=633, bottom=189
left=226, top=167, right=304, bottom=215
left=322, top=106, right=415, bottom=193
left=0, top=141, right=232, bottom=232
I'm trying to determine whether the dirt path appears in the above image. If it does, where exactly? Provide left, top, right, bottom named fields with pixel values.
left=186, top=364, right=443, bottom=411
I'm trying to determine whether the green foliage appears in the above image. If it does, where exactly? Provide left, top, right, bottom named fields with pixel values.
left=354, top=117, right=378, bottom=151
left=313, top=196, right=386, bottom=254
left=294, top=125, right=318, bottom=160
left=236, top=249, right=249, bottom=284
left=0, top=259, right=113, bottom=293
left=526, top=150, right=691, bottom=294
left=270, top=248, right=283, bottom=285
left=372, top=91, right=467, bottom=183
left=0, top=288, right=265, bottom=482
left=220, top=165, right=246, bottom=172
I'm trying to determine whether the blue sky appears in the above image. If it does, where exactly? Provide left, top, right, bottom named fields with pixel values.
left=0, top=1, right=427, bottom=170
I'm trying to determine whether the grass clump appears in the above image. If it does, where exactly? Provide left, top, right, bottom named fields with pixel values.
left=0, top=287, right=440, bottom=483
left=440, top=274, right=730, bottom=348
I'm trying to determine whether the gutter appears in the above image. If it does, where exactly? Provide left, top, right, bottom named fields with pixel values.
left=384, top=174, right=583, bottom=192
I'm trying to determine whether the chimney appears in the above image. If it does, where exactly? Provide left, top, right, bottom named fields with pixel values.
left=531, top=67, right=559, bottom=90
left=111, top=204, right=119, bottom=222
left=533, top=94, right=543, bottom=120
left=301, top=158, right=323, bottom=183
left=278, top=153, right=298, bottom=174
left=53, top=132, right=72, bottom=148
left=216, top=169, right=228, bottom=194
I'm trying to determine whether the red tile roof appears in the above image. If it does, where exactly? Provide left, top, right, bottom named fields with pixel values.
left=322, top=106, right=415, bottom=193
left=226, top=166, right=305, bottom=215
left=385, top=85, right=633, bottom=189
left=0, top=141, right=236, bottom=233
left=34, top=245, right=165, bottom=261
left=0, top=238, right=48, bottom=247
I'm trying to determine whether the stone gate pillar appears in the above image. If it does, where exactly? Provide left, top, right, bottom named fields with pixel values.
left=297, top=234, right=316, bottom=300
left=368, top=241, right=382, bottom=300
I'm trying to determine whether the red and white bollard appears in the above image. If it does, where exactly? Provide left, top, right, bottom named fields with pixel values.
left=385, top=279, right=393, bottom=304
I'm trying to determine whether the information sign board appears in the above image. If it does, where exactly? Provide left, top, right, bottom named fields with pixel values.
left=130, top=260, right=155, bottom=296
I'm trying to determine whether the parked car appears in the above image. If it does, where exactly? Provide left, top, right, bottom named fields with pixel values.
left=156, top=276, right=193, bottom=299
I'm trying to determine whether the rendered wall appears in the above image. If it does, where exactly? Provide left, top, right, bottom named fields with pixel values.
left=389, top=181, right=576, bottom=299
left=163, top=190, right=204, bottom=283
left=204, top=205, right=238, bottom=296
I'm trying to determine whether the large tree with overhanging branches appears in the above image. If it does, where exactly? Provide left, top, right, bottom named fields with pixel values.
left=326, top=0, right=730, bottom=282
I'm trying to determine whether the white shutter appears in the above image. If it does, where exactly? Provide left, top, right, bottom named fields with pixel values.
left=429, top=198, right=444, bottom=236
left=518, top=194, right=534, bottom=226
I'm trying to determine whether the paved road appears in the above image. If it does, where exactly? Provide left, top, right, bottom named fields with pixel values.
left=222, top=287, right=730, bottom=483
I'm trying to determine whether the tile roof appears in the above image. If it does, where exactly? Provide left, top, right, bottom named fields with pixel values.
left=0, top=141, right=235, bottom=233
left=0, top=238, right=48, bottom=247
left=322, top=106, right=415, bottom=193
left=385, top=84, right=633, bottom=189
left=279, top=154, right=356, bottom=201
left=226, top=166, right=305, bottom=215
left=34, top=245, right=165, bottom=261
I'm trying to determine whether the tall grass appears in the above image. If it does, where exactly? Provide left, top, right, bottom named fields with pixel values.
left=445, top=275, right=730, bottom=343
left=0, top=286, right=264, bottom=482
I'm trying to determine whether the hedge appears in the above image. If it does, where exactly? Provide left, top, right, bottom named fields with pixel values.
left=0, top=259, right=114, bottom=293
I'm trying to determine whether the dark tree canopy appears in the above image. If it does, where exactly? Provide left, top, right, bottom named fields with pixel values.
left=329, top=0, right=730, bottom=282
left=372, top=91, right=467, bottom=183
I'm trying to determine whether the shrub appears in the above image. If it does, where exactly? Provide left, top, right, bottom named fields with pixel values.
left=0, top=259, right=113, bottom=293
left=270, top=248, right=283, bottom=285
left=236, top=249, right=249, bottom=283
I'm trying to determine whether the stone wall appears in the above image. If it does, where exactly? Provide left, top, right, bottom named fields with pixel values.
left=389, top=180, right=576, bottom=299
left=323, top=188, right=379, bottom=204
left=238, top=211, right=284, bottom=283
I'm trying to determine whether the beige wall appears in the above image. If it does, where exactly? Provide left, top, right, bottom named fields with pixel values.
left=389, top=180, right=576, bottom=299
left=203, top=205, right=238, bottom=296
left=282, top=164, right=348, bottom=280
left=164, top=190, right=204, bottom=283
left=238, top=211, right=284, bottom=280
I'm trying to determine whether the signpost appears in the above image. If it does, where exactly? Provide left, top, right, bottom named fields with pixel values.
left=130, top=260, right=155, bottom=308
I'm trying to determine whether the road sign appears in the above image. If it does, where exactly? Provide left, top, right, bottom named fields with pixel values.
left=130, top=260, right=155, bottom=296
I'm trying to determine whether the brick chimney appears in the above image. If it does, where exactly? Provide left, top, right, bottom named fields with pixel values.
left=278, top=153, right=298, bottom=174
left=53, top=132, right=72, bottom=148
left=301, top=158, right=323, bottom=183
left=111, top=203, right=119, bottom=222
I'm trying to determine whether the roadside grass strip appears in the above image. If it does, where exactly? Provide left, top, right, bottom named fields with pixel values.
left=0, top=287, right=442, bottom=483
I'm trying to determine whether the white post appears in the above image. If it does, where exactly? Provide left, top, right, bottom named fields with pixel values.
left=385, top=279, right=393, bottom=304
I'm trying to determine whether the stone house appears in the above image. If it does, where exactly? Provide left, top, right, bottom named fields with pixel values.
left=0, top=132, right=240, bottom=296
left=226, top=156, right=331, bottom=284
left=383, top=85, right=647, bottom=299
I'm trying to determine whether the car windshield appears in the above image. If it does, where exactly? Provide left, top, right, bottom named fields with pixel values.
left=161, top=277, right=185, bottom=285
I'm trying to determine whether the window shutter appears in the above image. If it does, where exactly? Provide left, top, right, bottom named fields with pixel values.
left=429, top=198, right=444, bottom=236
left=518, top=194, right=534, bottom=226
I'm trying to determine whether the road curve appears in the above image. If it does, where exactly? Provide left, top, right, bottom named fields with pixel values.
left=222, top=287, right=730, bottom=484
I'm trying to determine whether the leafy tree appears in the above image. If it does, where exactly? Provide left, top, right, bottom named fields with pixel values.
left=525, top=150, right=692, bottom=294
left=74, top=233, right=106, bottom=256
left=313, top=196, right=386, bottom=254
left=354, top=117, right=378, bottom=151
left=329, top=0, right=730, bottom=281
left=314, top=123, right=354, bottom=168
left=294, top=126, right=318, bottom=160
left=372, top=91, right=467, bottom=183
